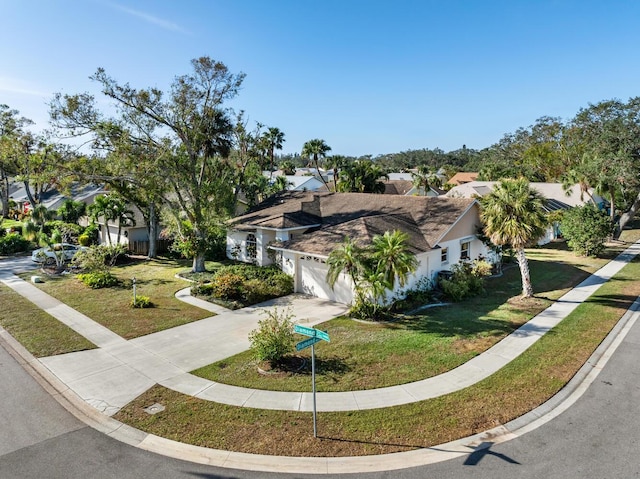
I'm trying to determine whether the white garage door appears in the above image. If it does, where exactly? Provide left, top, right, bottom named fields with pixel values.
left=297, top=256, right=353, bottom=304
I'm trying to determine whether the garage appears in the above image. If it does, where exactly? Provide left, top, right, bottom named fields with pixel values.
left=297, top=255, right=353, bottom=304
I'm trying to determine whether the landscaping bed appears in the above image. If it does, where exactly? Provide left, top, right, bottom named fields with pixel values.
left=189, top=264, right=294, bottom=309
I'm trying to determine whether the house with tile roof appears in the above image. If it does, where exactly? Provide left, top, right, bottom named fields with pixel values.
left=446, top=181, right=607, bottom=245
left=226, top=191, right=490, bottom=304
left=446, top=172, right=478, bottom=187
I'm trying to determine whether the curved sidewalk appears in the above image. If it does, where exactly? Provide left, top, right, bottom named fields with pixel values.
left=164, top=241, right=640, bottom=411
left=0, top=241, right=639, bottom=416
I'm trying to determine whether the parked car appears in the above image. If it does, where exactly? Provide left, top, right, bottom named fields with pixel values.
left=31, top=243, right=86, bottom=265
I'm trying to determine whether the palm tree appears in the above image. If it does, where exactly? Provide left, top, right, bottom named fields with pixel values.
left=371, top=230, right=417, bottom=291
left=337, top=160, right=388, bottom=193
left=411, top=165, right=442, bottom=196
left=325, top=155, right=349, bottom=192
left=301, top=139, right=331, bottom=190
left=480, top=178, right=547, bottom=298
left=263, top=127, right=285, bottom=177
left=57, top=199, right=87, bottom=224
left=326, top=236, right=366, bottom=304
left=279, top=160, right=296, bottom=176
left=88, top=194, right=135, bottom=245
left=269, top=175, right=292, bottom=194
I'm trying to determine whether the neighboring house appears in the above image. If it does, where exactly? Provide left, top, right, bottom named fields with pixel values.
left=446, top=181, right=607, bottom=244
left=227, top=191, right=490, bottom=304
left=382, top=179, right=444, bottom=197
left=447, top=172, right=478, bottom=187
left=9, top=183, right=105, bottom=214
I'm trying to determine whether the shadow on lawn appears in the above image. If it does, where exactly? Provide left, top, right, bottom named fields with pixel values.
left=389, top=256, right=598, bottom=340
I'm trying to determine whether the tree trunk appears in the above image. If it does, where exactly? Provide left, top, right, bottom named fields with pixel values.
left=192, top=254, right=206, bottom=272
left=147, top=202, right=158, bottom=259
left=614, top=190, right=640, bottom=239
left=23, top=179, right=38, bottom=208
left=516, top=247, right=534, bottom=298
left=0, top=171, right=9, bottom=217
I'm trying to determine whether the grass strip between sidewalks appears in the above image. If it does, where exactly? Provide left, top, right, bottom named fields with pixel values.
left=0, top=284, right=96, bottom=357
left=18, top=259, right=212, bottom=339
left=113, top=256, right=640, bottom=458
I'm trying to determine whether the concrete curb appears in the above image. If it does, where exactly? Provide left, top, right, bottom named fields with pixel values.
left=2, top=292, right=639, bottom=474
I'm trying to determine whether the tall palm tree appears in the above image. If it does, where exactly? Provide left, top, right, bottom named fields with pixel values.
left=480, top=178, right=547, bottom=298
left=263, top=127, right=285, bottom=177
left=301, top=139, right=331, bottom=190
left=371, top=230, right=417, bottom=291
left=325, top=155, right=349, bottom=192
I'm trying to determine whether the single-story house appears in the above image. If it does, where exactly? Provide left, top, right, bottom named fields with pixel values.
left=446, top=181, right=607, bottom=244
left=227, top=191, right=491, bottom=304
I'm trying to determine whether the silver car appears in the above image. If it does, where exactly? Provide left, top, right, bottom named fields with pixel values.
left=31, top=243, right=86, bottom=265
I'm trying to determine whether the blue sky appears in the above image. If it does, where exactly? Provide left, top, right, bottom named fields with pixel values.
left=2, top=1, right=640, bottom=157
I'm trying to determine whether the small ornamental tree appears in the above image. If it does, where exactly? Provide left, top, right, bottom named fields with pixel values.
left=561, top=204, right=613, bottom=257
left=248, top=307, right=295, bottom=366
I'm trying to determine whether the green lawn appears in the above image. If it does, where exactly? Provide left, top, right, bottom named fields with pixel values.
left=0, top=284, right=96, bottom=357
left=20, top=258, right=213, bottom=339
left=115, top=256, right=640, bottom=457
left=192, top=242, right=612, bottom=391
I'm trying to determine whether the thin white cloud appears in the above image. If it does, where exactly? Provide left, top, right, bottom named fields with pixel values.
left=106, top=2, right=191, bottom=35
left=0, top=78, right=49, bottom=98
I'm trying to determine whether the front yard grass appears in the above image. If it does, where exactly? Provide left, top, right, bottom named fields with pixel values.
left=20, top=258, right=212, bottom=339
left=191, top=242, right=611, bottom=391
left=114, top=256, right=640, bottom=457
left=0, top=284, right=96, bottom=357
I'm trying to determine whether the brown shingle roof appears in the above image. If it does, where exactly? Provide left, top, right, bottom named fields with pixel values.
left=382, top=179, right=414, bottom=195
left=231, top=192, right=476, bottom=256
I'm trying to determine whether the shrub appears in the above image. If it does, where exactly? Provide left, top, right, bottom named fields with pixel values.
left=211, top=272, right=244, bottom=300
left=83, top=223, right=100, bottom=245
left=77, top=271, right=120, bottom=289
left=201, top=265, right=294, bottom=305
left=131, top=295, right=153, bottom=308
left=73, top=244, right=127, bottom=272
left=349, top=300, right=391, bottom=321
left=439, top=261, right=485, bottom=302
left=248, top=308, right=295, bottom=365
left=0, top=233, right=31, bottom=255
left=561, top=204, right=613, bottom=257
left=472, top=259, right=493, bottom=277
left=191, top=282, right=214, bottom=296
left=78, top=234, right=91, bottom=246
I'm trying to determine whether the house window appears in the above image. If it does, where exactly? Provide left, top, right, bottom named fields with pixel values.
left=460, top=241, right=470, bottom=260
left=246, top=234, right=257, bottom=260
left=441, top=247, right=448, bottom=263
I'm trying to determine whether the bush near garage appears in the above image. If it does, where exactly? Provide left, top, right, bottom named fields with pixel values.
left=191, top=264, right=294, bottom=308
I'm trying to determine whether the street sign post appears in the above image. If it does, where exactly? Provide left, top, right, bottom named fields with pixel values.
left=293, top=324, right=330, bottom=437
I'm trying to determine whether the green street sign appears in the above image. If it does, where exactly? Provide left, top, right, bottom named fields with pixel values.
left=315, top=329, right=330, bottom=342
left=296, top=336, right=322, bottom=351
left=294, top=324, right=330, bottom=342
